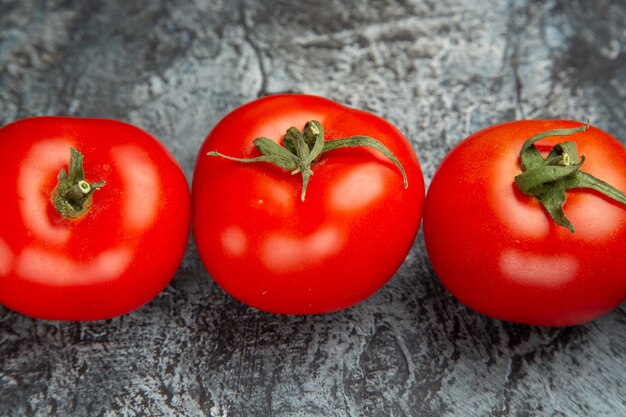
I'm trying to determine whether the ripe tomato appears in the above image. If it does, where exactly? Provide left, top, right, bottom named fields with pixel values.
left=192, top=95, right=424, bottom=314
left=0, top=117, right=191, bottom=320
left=423, top=120, right=626, bottom=326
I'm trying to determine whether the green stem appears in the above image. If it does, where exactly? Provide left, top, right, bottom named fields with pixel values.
left=514, top=121, right=626, bottom=232
left=207, top=120, right=409, bottom=201
left=51, top=148, right=105, bottom=219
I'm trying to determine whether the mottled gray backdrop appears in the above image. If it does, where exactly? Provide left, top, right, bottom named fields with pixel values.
left=1, top=0, right=625, bottom=416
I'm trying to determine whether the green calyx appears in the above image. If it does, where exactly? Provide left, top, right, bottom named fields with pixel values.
left=51, top=148, right=106, bottom=219
left=514, top=121, right=626, bottom=233
left=207, top=120, right=408, bottom=201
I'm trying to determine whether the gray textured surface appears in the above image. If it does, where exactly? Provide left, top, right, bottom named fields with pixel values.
left=1, top=0, right=626, bottom=416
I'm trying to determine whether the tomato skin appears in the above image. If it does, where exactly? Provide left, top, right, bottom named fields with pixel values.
left=423, top=120, right=626, bottom=327
left=192, top=95, right=425, bottom=314
left=0, top=117, right=191, bottom=320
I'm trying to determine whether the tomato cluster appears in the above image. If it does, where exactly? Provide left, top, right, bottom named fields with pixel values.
left=1, top=95, right=625, bottom=326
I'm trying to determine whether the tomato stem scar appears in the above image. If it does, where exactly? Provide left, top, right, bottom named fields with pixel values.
left=207, top=120, right=408, bottom=201
left=51, top=148, right=106, bottom=219
left=514, top=121, right=626, bottom=233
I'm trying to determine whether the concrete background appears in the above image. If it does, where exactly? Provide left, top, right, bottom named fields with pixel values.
left=1, top=0, right=625, bottom=416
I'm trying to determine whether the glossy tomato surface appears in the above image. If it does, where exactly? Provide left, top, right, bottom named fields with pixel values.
left=192, top=95, right=425, bottom=314
left=423, top=120, right=626, bottom=326
left=0, top=117, right=191, bottom=320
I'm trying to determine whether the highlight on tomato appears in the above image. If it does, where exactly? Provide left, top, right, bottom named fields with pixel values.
left=423, top=120, right=626, bottom=327
left=0, top=117, right=191, bottom=320
left=192, top=94, right=425, bottom=314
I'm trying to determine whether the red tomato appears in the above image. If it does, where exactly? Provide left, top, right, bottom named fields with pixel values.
left=192, top=95, right=424, bottom=314
left=423, top=120, right=626, bottom=326
left=0, top=117, right=190, bottom=320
